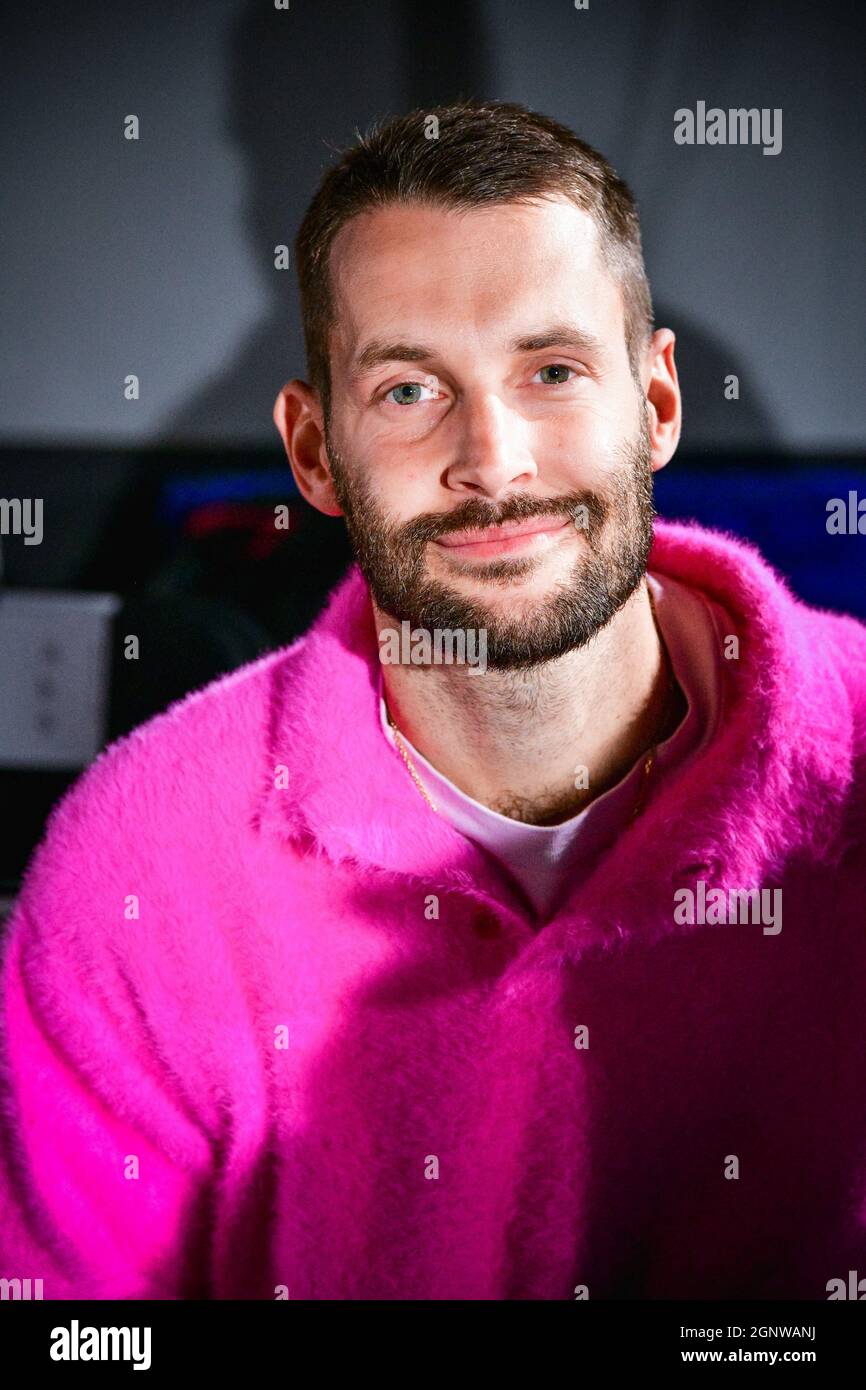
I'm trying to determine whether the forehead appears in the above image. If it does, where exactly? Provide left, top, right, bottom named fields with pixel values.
left=327, top=196, right=624, bottom=368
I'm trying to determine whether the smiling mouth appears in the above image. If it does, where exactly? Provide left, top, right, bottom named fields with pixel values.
left=432, top=516, right=572, bottom=559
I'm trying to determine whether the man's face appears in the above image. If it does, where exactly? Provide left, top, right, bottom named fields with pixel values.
left=323, top=195, right=656, bottom=670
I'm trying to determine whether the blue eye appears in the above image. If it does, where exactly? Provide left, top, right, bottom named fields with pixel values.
left=536, top=364, right=575, bottom=385
left=386, top=380, right=438, bottom=406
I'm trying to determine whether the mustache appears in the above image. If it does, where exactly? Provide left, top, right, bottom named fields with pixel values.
left=398, top=489, right=609, bottom=547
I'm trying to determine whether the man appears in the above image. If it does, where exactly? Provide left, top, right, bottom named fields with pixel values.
left=2, top=99, right=865, bottom=1301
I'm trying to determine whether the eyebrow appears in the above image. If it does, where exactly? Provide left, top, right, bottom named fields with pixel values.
left=349, top=320, right=608, bottom=380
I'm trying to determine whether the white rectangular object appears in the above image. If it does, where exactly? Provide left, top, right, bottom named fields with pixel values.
left=0, top=589, right=121, bottom=768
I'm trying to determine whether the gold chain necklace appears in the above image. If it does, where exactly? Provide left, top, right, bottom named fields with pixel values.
left=386, top=586, right=675, bottom=823
left=387, top=714, right=440, bottom=812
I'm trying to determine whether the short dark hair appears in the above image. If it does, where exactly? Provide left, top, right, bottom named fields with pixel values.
left=295, top=98, right=654, bottom=423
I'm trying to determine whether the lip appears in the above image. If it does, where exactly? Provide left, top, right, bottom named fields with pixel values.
left=433, top=516, right=572, bottom=558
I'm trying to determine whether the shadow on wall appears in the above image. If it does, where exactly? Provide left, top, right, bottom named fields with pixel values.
left=156, top=0, right=780, bottom=453
left=657, top=310, right=779, bottom=451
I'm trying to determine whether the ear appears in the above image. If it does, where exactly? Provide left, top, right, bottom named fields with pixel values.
left=273, top=380, right=343, bottom=516
left=640, top=328, right=681, bottom=473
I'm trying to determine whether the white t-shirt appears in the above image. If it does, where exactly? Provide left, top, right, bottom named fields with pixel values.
left=379, top=573, right=725, bottom=921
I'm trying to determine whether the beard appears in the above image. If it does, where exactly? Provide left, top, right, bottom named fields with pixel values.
left=324, top=416, right=656, bottom=671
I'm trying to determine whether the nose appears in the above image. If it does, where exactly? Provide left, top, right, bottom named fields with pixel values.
left=444, top=391, right=538, bottom=497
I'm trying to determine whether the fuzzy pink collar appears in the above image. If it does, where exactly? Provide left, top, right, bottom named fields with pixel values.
left=256, top=519, right=854, bottom=948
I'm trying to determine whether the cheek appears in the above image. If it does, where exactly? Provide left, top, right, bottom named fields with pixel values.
left=537, top=421, right=620, bottom=486
left=539, top=395, right=639, bottom=476
left=338, top=413, right=433, bottom=519
left=368, top=461, right=440, bottom=526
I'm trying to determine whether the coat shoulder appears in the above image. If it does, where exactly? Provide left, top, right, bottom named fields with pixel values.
left=13, top=637, right=310, bottom=917
left=798, top=602, right=866, bottom=726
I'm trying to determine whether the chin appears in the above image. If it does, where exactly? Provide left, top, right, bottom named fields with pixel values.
left=455, top=581, right=571, bottom=633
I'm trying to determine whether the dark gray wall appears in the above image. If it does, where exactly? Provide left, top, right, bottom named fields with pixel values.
left=2, top=0, right=863, bottom=452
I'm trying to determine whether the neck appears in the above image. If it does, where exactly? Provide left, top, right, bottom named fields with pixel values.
left=377, top=580, right=685, bottom=825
